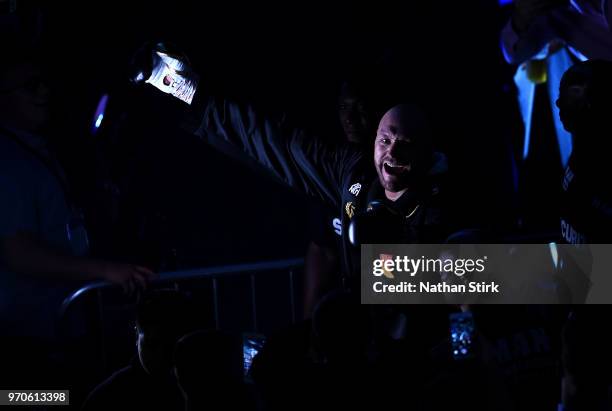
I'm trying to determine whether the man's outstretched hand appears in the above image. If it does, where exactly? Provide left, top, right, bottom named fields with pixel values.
left=1, top=231, right=157, bottom=297
left=130, top=42, right=199, bottom=105
left=95, top=261, right=156, bottom=295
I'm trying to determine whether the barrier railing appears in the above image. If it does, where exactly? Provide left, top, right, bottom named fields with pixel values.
left=60, top=257, right=304, bottom=332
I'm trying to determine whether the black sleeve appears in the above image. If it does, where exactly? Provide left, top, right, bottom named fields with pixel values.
left=182, top=94, right=362, bottom=210
left=307, top=201, right=339, bottom=248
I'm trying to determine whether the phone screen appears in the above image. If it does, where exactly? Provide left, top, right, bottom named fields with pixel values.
left=450, top=311, right=475, bottom=360
left=243, top=333, right=266, bottom=380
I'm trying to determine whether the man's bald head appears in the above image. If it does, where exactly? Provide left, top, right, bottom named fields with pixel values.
left=374, top=104, right=434, bottom=198
left=378, top=104, right=432, bottom=143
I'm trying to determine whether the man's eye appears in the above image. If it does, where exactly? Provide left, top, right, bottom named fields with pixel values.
left=379, top=138, right=391, bottom=145
left=396, top=140, right=413, bottom=149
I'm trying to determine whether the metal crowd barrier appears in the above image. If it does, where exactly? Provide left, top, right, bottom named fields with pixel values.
left=59, top=257, right=305, bottom=333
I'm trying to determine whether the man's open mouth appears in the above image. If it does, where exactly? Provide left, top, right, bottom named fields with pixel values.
left=383, top=161, right=410, bottom=176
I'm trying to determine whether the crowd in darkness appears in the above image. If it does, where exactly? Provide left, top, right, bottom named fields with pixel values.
left=2, top=0, right=612, bottom=410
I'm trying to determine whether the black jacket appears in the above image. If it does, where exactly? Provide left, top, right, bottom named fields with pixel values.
left=560, top=154, right=612, bottom=244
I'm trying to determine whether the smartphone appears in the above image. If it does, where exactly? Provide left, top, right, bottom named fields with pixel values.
left=450, top=311, right=475, bottom=360
left=243, top=333, right=266, bottom=381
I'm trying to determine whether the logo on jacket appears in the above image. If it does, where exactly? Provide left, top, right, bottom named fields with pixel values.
left=561, top=219, right=586, bottom=244
left=349, top=183, right=362, bottom=196
left=332, top=218, right=342, bottom=236
left=345, top=202, right=356, bottom=219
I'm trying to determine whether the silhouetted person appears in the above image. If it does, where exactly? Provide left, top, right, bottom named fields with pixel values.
left=303, top=75, right=378, bottom=318
left=561, top=308, right=612, bottom=410
left=82, top=289, right=198, bottom=411
left=0, top=42, right=156, bottom=396
left=556, top=59, right=612, bottom=244
left=501, top=0, right=612, bottom=230
left=0, top=44, right=155, bottom=343
left=174, top=330, right=251, bottom=411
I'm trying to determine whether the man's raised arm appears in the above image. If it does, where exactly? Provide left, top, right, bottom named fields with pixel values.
left=131, top=43, right=363, bottom=210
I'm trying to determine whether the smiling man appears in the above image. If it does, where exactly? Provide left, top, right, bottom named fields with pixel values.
left=133, top=44, right=451, bottom=289
left=375, top=104, right=436, bottom=201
